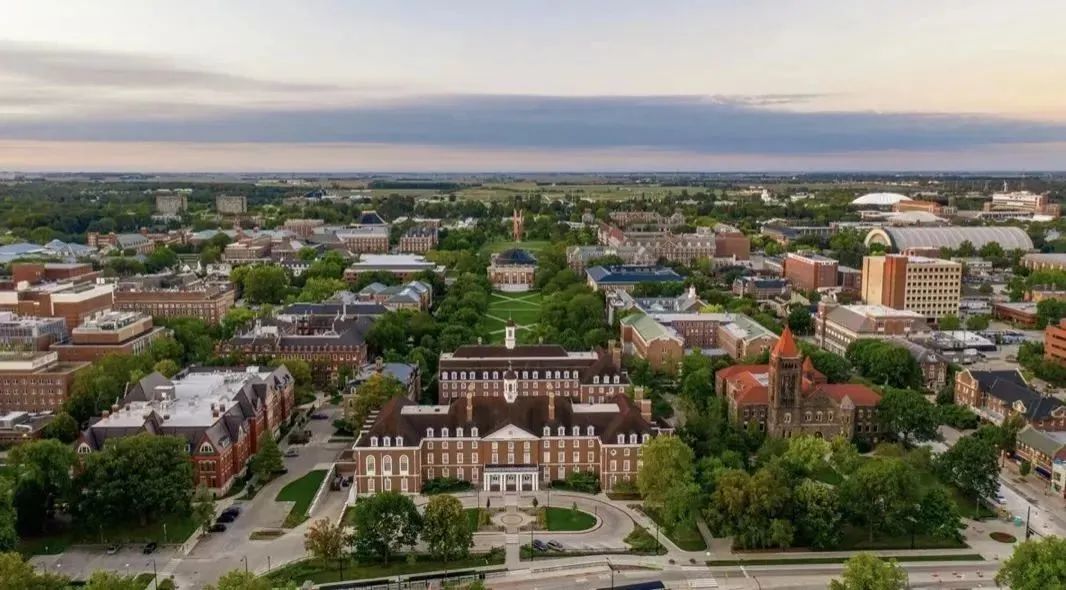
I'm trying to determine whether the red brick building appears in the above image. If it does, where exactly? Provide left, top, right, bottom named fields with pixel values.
left=784, top=253, right=839, bottom=291
left=219, top=316, right=371, bottom=382
left=954, top=368, right=1066, bottom=429
left=0, top=351, right=90, bottom=413
left=113, top=274, right=235, bottom=324
left=398, top=225, right=438, bottom=254
left=337, top=226, right=390, bottom=254
left=349, top=387, right=664, bottom=496
left=76, top=366, right=295, bottom=494
left=51, top=310, right=168, bottom=362
left=0, top=265, right=115, bottom=330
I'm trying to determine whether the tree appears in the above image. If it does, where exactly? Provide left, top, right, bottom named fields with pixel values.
left=939, top=315, right=962, bottom=331
left=304, top=518, right=348, bottom=580
left=221, top=307, right=255, bottom=339
left=877, top=388, right=938, bottom=445
left=73, top=434, right=194, bottom=527
left=192, top=485, right=216, bottom=534
left=840, top=458, right=919, bottom=542
left=8, top=439, right=76, bottom=534
left=40, top=412, right=80, bottom=443
left=345, top=374, right=406, bottom=429
left=914, top=487, right=963, bottom=541
left=936, top=433, right=999, bottom=517
left=298, top=277, right=347, bottom=302
left=636, top=436, right=695, bottom=506
left=348, top=491, right=421, bottom=564
left=153, top=359, right=181, bottom=378
left=795, top=480, right=842, bottom=549
left=996, top=537, right=1066, bottom=589
left=83, top=570, right=145, bottom=590
left=965, top=314, right=991, bottom=331
left=205, top=570, right=271, bottom=590
left=781, top=435, right=831, bottom=476
left=421, top=494, right=474, bottom=563
left=661, top=479, right=701, bottom=535
left=249, top=437, right=283, bottom=483
left=240, top=265, right=290, bottom=304
left=829, top=553, right=908, bottom=590
left=145, top=246, right=179, bottom=273
left=0, top=551, right=69, bottom=590
left=0, top=479, right=17, bottom=552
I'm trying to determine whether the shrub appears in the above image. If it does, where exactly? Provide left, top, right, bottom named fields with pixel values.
left=937, top=404, right=980, bottom=430
left=422, top=477, right=473, bottom=495
left=624, top=524, right=663, bottom=554
left=549, top=470, right=601, bottom=494
left=1020, top=460, right=1032, bottom=477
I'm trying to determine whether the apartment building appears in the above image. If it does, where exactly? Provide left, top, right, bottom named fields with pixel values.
left=76, top=366, right=295, bottom=493
left=336, top=226, right=390, bottom=254
left=51, top=310, right=168, bottom=362
left=215, top=194, right=248, bottom=215
left=154, top=192, right=188, bottom=216
left=113, top=273, right=235, bottom=324
left=955, top=369, right=1066, bottom=430
left=784, top=253, right=839, bottom=291
left=0, top=351, right=90, bottom=413
left=732, top=277, right=792, bottom=300
left=397, top=225, right=438, bottom=254
left=813, top=302, right=931, bottom=356
left=861, top=255, right=962, bottom=321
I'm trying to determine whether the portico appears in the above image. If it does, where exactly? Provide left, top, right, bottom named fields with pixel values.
left=483, top=466, right=540, bottom=492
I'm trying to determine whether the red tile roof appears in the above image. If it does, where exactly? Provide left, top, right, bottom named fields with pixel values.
left=772, top=326, right=799, bottom=358
left=820, top=384, right=881, bottom=406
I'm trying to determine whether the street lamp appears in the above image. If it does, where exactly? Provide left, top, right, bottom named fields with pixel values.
left=242, top=555, right=249, bottom=574
left=607, top=557, right=614, bottom=589
left=149, top=558, right=157, bottom=584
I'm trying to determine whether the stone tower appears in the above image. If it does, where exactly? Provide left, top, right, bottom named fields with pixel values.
left=512, top=208, right=524, bottom=242
left=767, top=326, right=803, bottom=437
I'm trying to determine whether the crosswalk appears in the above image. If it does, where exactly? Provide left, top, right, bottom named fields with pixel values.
left=686, top=579, right=719, bottom=589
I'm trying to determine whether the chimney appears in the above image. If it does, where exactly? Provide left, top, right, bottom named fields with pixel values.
left=466, top=386, right=474, bottom=423
left=640, top=399, right=652, bottom=422
left=212, top=406, right=220, bottom=418
left=548, top=390, right=556, bottom=422
left=687, top=285, right=696, bottom=299
left=608, top=339, right=621, bottom=368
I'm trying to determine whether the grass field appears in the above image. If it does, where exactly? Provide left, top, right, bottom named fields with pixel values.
left=485, top=291, right=543, bottom=342
left=276, top=469, right=327, bottom=528
left=543, top=507, right=597, bottom=532
left=479, top=239, right=551, bottom=255
left=643, top=506, right=707, bottom=551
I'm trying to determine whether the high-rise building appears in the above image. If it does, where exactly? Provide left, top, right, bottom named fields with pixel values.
left=861, top=255, right=962, bottom=321
left=784, top=253, right=838, bottom=291
left=215, top=195, right=248, bottom=215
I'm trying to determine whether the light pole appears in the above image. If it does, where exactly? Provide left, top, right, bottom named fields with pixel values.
left=150, top=558, right=157, bottom=584
left=242, top=555, right=249, bottom=574
left=607, top=557, right=614, bottom=589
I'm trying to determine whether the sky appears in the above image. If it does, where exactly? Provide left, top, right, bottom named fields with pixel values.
left=1, top=0, right=1065, bottom=172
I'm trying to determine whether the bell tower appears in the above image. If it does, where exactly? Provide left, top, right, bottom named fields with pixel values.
left=768, top=326, right=802, bottom=436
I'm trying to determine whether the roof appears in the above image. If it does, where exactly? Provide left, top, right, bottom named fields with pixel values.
left=356, top=210, right=387, bottom=225
left=966, top=369, right=1064, bottom=420
left=1017, top=426, right=1066, bottom=458
left=772, top=326, right=799, bottom=357
left=851, top=192, right=912, bottom=206
left=620, top=313, right=683, bottom=344
left=492, top=248, right=538, bottom=266
left=865, top=226, right=1034, bottom=252
left=586, top=265, right=683, bottom=284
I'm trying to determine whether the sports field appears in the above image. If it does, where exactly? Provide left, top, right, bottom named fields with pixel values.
left=485, top=291, right=543, bottom=343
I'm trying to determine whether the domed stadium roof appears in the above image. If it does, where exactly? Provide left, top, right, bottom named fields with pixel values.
left=864, top=226, right=1034, bottom=252
left=851, top=192, right=912, bottom=206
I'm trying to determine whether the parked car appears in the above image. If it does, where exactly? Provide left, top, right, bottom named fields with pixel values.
left=216, top=513, right=236, bottom=524
left=547, top=540, right=564, bottom=551
left=142, top=542, right=157, bottom=555
left=310, top=413, right=329, bottom=420
left=106, top=544, right=119, bottom=555
left=221, top=505, right=241, bottom=517
left=208, top=523, right=227, bottom=533
left=284, top=448, right=299, bottom=457
left=531, top=540, right=547, bottom=552
left=273, top=467, right=289, bottom=476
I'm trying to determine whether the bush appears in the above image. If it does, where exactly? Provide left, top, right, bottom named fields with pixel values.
left=422, top=477, right=473, bottom=495
left=624, top=524, right=664, bottom=554
left=1020, top=460, right=1032, bottom=477
left=936, top=404, right=980, bottom=430
left=549, top=470, right=601, bottom=494
left=288, top=430, right=311, bottom=445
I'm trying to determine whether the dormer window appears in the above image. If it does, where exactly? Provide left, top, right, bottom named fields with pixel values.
left=456, top=427, right=463, bottom=438
left=572, top=426, right=579, bottom=436
left=543, top=426, right=551, bottom=437
left=441, top=427, right=449, bottom=438
left=617, top=434, right=625, bottom=444
left=587, top=426, right=594, bottom=436
left=557, top=426, right=565, bottom=436
left=482, top=371, right=488, bottom=379
left=427, top=427, right=434, bottom=438
left=629, top=434, right=637, bottom=444
left=371, top=437, right=379, bottom=447
left=594, top=376, right=600, bottom=384
left=642, top=434, right=650, bottom=443
left=383, top=436, right=391, bottom=447
left=614, top=375, right=620, bottom=384
left=199, top=443, right=214, bottom=454
left=396, top=436, right=403, bottom=446
left=471, top=427, right=478, bottom=437
left=493, top=371, right=499, bottom=379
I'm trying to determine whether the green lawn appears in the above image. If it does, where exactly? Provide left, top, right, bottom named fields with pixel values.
left=485, top=292, right=543, bottom=342
left=276, top=470, right=327, bottom=528
left=838, top=525, right=967, bottom=550
left=465, top=508, right=489, bottom=531
left=265, top=551, right=505, bottom=584
left=17, top=513, right=199, bottom=556
left=708, top=554, right=983, bottom=566
left=479, top=240, right=551, bottom=255
left=542, top=507, right=597, bottom=532
left=642, top=506, right=707, bottom=551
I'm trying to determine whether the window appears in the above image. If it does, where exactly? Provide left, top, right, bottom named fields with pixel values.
left=370, top=437, right=378, bottom=447
left=396, top=436, right=403, bottom=446
left=384, top=478, right=391, bottom=491
left=588, top=451, right=594, bottom=463
left=365, top=456, right=376, bottom=475
left=442, top=441, right=449, bottom=450
left=458, top=440, right=464, bottom=450
left=784, top=413, right=792, bottom=424
left=428, top=441, right=434, bottom=450
left=544, top=451, right=551, bottom=462
left=471, top=427, right=478, bottom=437
left=458, top=467, right=465, bottom=480
left=199, top=443, right=213, bottom=454
left=587, top=426, right=594, bottom=436
left=558, top=466, right=566, bottom=479
left=78, top=445, right=91, bottom=454
left=543, top=426, right=551, bottom=436
left=428, top=454, right=435, bottom=464
left=443, top=453, right=449, bottom=465
left=399, top=455, right=409, bottom=474
left=642, top=434, right=650, bottom=443
left=472, top=452, right=478, bottom=463
left=427, top=427, right=434, bottom=438
left=623, top=460, right=630, bottom=471
left=629, top=434, right=637, bottom=444
left=441, top=427, right=449, bottom=438
left=382, top=456, right=393, bottom=475
left=383, top=436, right=391, bottom=447
left=456, top=427, right=463, bottom=438
left=557, top=426, right=565, bottom=436
left=610, top=460, right=617, bottom=471
left=617, top=434, right=625, bottom=444
left=594, top=376, right=600, bottom=384
left=401, top=478, right=408, bottom=492
left=368, top=479, right=375, bottom=493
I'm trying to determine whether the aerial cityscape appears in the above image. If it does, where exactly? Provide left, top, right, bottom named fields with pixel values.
left=2, top=2, right=1066, bottom=590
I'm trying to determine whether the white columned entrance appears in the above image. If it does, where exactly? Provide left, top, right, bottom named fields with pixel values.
left=482, top=468, right=539, bottom=492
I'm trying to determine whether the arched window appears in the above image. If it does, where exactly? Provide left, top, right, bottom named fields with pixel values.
left=629, top=434, right=637, bottom=444
left=804, top=412, right=812, bottom=422
left=399, top=455, right=409, bottom=474
left=543, top=426, right=551, bottom=436
left=427, top=427, right=434, bottom=438
left=593, top=375, right=600, bottom=384
left=456, top=427, right=463, bottom=438
left=370, top=436, right=379, bottom=447
left=77, top=444, right=91, bottom=454
left=382, top=456, right=393, bottom=475
left=365, top=455, right=376, bottom=475
left=441, top=427, right=449, bottom=438
left=816, top=411, right=823, bottom=422
left=784, top=413, right=792, bottom=424
left=383, top=436, right=391, bottom=447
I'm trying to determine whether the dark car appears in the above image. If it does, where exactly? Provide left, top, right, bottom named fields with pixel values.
left=310, top=413, right=329, bottom=420
left=221, top=506, right=241, bottom=518
left=208, top=523, right=227, bottom=533
left=531, top=540, right=547, bottom=552
left=547, top=540, right=564, bottom=551
left=216, top=513, right=236, bottom=524
left=142, top=542, right=157, bottom=554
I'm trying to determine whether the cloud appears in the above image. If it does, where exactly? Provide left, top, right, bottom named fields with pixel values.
left=0, top=40, right=337, bottom=92
left=2, top=93, right=1065, bottom=156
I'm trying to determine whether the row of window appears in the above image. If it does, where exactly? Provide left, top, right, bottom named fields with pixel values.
left=441, top=370, right=621, bottom=384
left=365, top=455, right=409, bottom=476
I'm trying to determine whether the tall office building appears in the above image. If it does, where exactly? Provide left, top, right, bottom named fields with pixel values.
left=861, top=255, right=962, bottom=321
